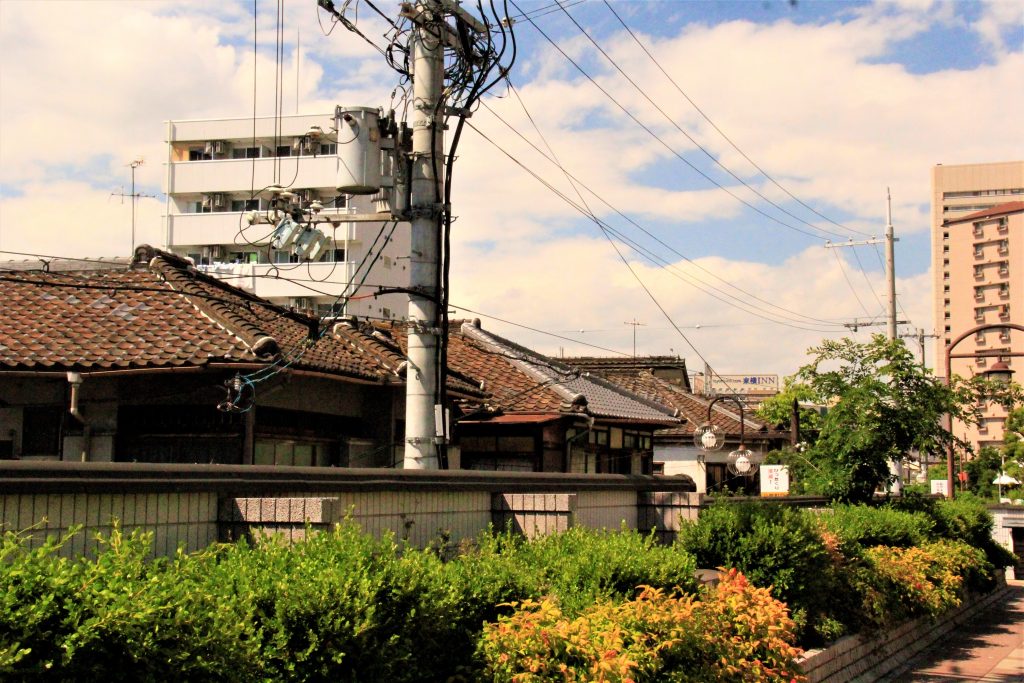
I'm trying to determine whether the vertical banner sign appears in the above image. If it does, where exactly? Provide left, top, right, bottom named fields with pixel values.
left=760, top=465, right=790, bottom=497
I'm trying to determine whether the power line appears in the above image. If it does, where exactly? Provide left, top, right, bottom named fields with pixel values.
left=601, top=0, right=872, bottom=239
left=466, top=119, right=842, bottom=333
left=508, top=0, right=843, bottom=242
left=481, top=97, right=848, bottom=329
left=554, top=0, right=857, bottom=241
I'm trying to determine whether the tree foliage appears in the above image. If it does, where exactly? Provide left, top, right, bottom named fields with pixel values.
left=755, top=376, right=823, bottom=436
left=775, top=336, right=979, bottom=502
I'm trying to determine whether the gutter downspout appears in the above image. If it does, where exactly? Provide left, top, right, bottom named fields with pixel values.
left=67, top=372, right=91, bottom=462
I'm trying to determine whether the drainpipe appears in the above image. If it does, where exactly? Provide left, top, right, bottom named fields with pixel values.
left=67, top=372, right=91, bottom=462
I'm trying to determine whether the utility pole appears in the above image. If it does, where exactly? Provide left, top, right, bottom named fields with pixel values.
left=885, top=188, right=897, bottom=341
left=624, top=318, right=645, bottom=357
left=900, top=328, right=939, bottom=368
left=842, top=318, right=908, bottom=333
left=824, top=191, right=900, bottom=340
left=403, top=0, right=446, bottom=470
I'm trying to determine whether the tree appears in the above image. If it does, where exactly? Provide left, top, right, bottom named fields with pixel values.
left=777, top=335, right=978, bottom=503
left=755, top=376, right=823, bottom=438
left=1000, top=406, right=1024, bottom=486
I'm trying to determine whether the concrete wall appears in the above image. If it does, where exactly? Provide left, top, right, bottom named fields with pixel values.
left=0, top=462, right=699, bottom=558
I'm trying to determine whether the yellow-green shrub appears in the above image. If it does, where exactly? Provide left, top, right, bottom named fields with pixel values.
left=477, top=569, right=806, bottom=683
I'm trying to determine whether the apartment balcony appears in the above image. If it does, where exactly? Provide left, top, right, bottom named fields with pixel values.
left=167, top=155, right=339, bottom=194
left=167, top=207, right=360, bottom=247
left=168, top=114, right=334, bottom=144
left=198, top=261, right=357, bottom=300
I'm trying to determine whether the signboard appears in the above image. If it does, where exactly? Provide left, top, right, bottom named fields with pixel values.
left=702, top=374, right=779, bottom=395
left=760, top=465, right=790, bottom=497
left=930, top=479, right=950, bottom=498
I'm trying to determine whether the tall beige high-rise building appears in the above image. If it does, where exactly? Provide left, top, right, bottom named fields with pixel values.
left=931, top=161, right=1024, bottom=453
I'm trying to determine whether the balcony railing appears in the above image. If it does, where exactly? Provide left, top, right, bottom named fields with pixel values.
left=167, top=155, right=339, bottom=194
left=167, top=207, right=359, bottom=247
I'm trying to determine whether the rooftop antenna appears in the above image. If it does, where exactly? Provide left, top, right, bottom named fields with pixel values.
left=110, top=158, right=155, bottom=254
left=624, top=318, right=646, bottom=357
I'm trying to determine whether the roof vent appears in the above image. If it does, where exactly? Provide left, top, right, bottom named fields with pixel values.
left=471, top=318, right=482, bottom=328
left=252, top=336, right=280, bottom=358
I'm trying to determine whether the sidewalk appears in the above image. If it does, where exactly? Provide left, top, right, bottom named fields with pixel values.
left=884, top=580, right=1024, bottom=682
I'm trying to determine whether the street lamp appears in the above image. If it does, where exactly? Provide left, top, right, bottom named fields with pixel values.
left=945, top=323, right=1023, bottom=499
left=695, top=395, right=762, bottom=480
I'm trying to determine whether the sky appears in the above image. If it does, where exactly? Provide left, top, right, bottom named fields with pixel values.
left=1, top=0, right=1022, bottom=379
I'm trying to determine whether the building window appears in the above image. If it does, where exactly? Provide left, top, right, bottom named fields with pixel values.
left=276, top=146, right=291, bottom=157
left=998, top=240, right=1009, bottom=255
left=943, top=245, right=950, bottom=253
left=318, top=248, right=346, bottom=263
left=974, top=244, right=984, bottom=258
left=999, top=262, right=1009, bottom=276
left=974, top=287, right=984, bottom=302
left=975, top=265, right=985, bottom=278
left=976, top=330, right=986, bottom=344
left=22, top=406, right=63, bottom=456
left=231, top=146, right=261, bottom=159
left=973, top=223, right=984, bottom=237
left=188, top=148, right=211, bottom=161
left=975, top=309, right=985, bottom=323
left=230, top=198, right=260, bottom=212
left=1000, top=330, right=1012, bottom=342
left=943, top=231, right=949, bottom=240
left=319, top=143, right=337, bottom=155
left=1000, top=283, right=1009, bottom=298
left=943, top=284, right=950, bottom=293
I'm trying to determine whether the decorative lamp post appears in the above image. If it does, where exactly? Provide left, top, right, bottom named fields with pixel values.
left=695, top=395, right=762, bottom=481
left=944, top=324, right=1022, bottom=499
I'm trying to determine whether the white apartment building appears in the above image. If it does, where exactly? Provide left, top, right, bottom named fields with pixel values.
left=163, top=112, right=410, bottom=320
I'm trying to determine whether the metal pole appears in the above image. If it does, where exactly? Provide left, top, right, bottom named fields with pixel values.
left=131, top=162, right=137, bottom=253
left=404, top=0, right=444, bottom=469
left=886, top=188, right=897, bottom=341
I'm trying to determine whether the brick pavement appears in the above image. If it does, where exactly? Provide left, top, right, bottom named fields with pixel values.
left=885, top=580, right=1024, bottom=682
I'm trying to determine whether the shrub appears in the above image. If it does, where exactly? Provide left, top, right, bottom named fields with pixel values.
left=892, top=493, right=1016, bottom=586
left=818, top=504, right=933, bottom=555
left=476, top=569, right=805, bottom=683
left=0, top=526, right=255, bottom=681
left=847, top=539, right=987, bottom=630
left=676, top=501, right=839, bottom=644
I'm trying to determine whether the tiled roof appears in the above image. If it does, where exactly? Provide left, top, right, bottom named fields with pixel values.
left=580, top=369, right=781, bottom=440
left=453, top=322, right=680, bottom=425
left=0, top=248, right=396, bottom=383
left=946, top=201, right=1024, bottom=224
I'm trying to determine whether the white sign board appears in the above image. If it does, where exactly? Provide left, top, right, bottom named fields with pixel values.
left=760, top=465, right=790, bottom=497
left=705, top=374, right=780, bottom=395
left=930, top=479, right=950, bottom=498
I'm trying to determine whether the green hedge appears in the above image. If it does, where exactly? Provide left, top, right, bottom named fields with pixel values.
left=1, top=499, right=1009, bottom=680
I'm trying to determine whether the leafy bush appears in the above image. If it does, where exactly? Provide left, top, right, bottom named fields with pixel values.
left=676, top=501, right=839, bottom=644
left=818, top=504, right=933, bottom=555
left=476, top=569, right=805, bottom=683
left=847, top=540, right=987, bottom=630
left=0, top=526, right=254, bottom=681
left=891, top=493, right=1016, bottom=585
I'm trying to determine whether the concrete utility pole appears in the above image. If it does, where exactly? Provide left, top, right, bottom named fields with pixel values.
left=885, top=188, right=897, bottom=341
left=824, top=192, right=900, bottom=340
left=403, top=0, right=446, bottom=470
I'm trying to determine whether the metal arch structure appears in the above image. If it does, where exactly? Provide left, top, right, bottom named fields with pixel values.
left=945, top=322, right=1024, bottom=498
left=706, top=394, right=748, bottom=447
